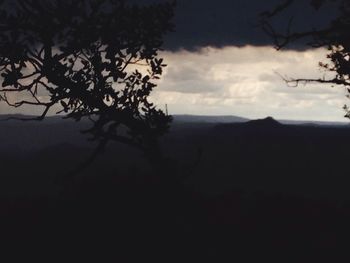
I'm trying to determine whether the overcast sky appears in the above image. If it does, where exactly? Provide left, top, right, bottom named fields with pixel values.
left=150, top=0, right=346, bottom=122
left=153, top=46, right=347, bottom=121
left=0, top=0, right=347, bottom=122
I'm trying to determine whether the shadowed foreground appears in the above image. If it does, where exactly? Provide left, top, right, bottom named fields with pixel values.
left=1, top=117, right=350, bottom=262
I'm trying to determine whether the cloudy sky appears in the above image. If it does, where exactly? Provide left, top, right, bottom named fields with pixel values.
left=0, top=0, right=347, bottom=122
left=148, top=0, right=347, bottom=122
left=152, top=46, right=347, bottom=121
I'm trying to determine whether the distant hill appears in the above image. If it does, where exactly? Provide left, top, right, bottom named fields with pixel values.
left=172, top=114, right=349, bottom=126
left=213, top=116, right=288, bottom=137
left=279, top=119, right=349, bottom=126
left=0, top=114, right=80, bottom=124
left=246, top=116, right=282, bottom=127
left=0, top=114, right=348, bottom=153
left=173, top=114, right=249, bottom=123
left=1, top=113, right=348, bottom=126
left=2, top=113, right=350, bottom=199
left=0, top=115, right=90, bottom=152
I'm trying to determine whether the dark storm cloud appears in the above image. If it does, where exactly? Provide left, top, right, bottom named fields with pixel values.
left=134, top=0, right=339, bottom=50
left=2, top=0, right=338, bottom=50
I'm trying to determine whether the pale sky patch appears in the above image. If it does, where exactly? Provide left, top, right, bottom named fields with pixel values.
left=151, top=46, right=348, bottom=122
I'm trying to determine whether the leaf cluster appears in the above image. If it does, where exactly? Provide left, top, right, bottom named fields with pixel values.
left=0, top=0, right=175, bottom=151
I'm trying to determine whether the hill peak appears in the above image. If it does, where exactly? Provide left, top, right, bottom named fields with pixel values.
left=247, top=116, right=281, bottom=127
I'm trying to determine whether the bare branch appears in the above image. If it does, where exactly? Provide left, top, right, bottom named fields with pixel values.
left=260, top=0, right=294, bottom=19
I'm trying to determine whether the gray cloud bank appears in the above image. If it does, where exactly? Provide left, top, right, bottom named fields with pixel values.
left=1, top=0, right=339, bottom=50
left=135, top=0, right=339, bottom=51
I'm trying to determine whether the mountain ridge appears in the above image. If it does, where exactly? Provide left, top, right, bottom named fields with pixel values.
left=0, top=113, right=348, bottom=126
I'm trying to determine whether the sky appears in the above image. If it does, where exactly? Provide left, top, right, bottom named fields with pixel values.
left=153, top=46, right=348, bottom=121
left=0, top=0, right=348, bottom=122
left=150, top=0, right=347, bottom=122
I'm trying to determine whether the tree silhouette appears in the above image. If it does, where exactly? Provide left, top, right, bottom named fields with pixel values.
left=0, top=0, right=175, bottom=166
left=260, top=0, right=350, bottom=118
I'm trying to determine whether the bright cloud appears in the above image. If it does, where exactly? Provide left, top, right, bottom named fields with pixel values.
left=151, top=46, right=348, bottom=122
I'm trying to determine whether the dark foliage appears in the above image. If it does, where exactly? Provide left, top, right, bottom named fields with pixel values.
left=0, top=0, right=174, bottom=158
